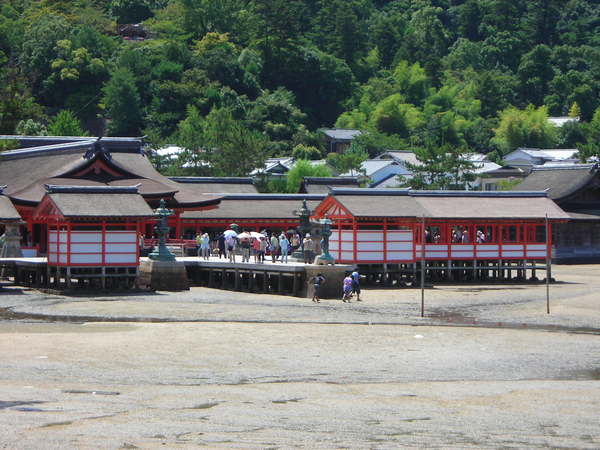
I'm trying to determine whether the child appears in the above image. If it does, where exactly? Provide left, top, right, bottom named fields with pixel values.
left=342, top=275, right=353, bottom=302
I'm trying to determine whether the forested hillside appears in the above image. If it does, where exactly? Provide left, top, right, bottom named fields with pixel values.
left=1, top=0, right=600, bottom=172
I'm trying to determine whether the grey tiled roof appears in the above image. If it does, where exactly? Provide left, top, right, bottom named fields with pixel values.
left=513, top=164, right=598, bottom=200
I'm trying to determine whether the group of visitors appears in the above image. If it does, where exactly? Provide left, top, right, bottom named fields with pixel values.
left=424, top=227, right=489, bottom=244
left=194, top=229, right=317, bottom=264
left=310, top=270, right=362, bottom=303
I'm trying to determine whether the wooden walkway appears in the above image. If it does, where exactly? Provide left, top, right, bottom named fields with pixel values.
left=0, top=257, right=322, bottom=296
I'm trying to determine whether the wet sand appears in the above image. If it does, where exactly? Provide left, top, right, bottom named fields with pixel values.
left=0, top=264, right=599, bottom=448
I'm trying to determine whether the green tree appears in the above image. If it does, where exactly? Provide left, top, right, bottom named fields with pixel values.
left=370, top=94, right=424, bottom=137
left=173, top=105, right=207, bottom=174
left=109, top=0, right=154, bottom=24
left=285, top=159, right=332, bottom=193
left=48, top=110, right=87, bottom=136
left=492, top=105, right=558, bottom=154
left=400, top=143, right=476, bottom=190
left=517, top=45, right=554, bottom=106
left=203, top=107, right=269, bottom=176
left=15, top=119, right=48, bottom=136
left=102, top=68, right=143, bottom=136
left=326, top=142, right=368, bottom=175
left=292, top=144, right=322, bottom=160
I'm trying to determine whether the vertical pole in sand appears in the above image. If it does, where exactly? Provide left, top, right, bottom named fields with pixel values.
left=545, top=213, right=550, bottom=314
left=421, top=215, right=425, bottom=318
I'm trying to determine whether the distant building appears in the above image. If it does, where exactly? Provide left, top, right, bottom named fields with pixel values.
left=299, top=176, right=360, bottom=194
left=341, top=159, right=408, bottom=187
left=250, top=157, right=335, bottom=178
left=503, top=148, right=579, bottom=168
left=168, top=177, right=258, bottom=194
left=514, top=163, right=600, bottom=262
left=475, top=166, right=528, bottom=191
left=320, top=129, right=362, bottom=153
left=548, top=116, right=580, bottom=127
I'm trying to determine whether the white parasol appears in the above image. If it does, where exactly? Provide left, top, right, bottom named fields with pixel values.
left=223, top=229, right=238, bottom=238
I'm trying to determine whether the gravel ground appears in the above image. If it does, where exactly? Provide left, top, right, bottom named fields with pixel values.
left=0, top=264, right=599, bottom=448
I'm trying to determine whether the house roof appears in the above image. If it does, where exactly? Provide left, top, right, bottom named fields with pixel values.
left=0, top=194, right=21, bottom=222
left=321, top=129, right=362, bottom=141
left=0, top=138, right=221, bottom=209
left=327, top=188, right=569, bottom=220
left=181, top=194, right=324, bottom=220
left=512, top=164, right=598, bottom=201
left=472, top=160, right=502, bottom=174
left=374, top=151, right=421, bottom=166
left=341, top=159, right=399, bottom=178
left=169, top=177, right=257, bottom=194
left=506, top=148, right=579, bottom=163
left=370, top=173, right=404, bottom=189
left=44, top=185, right=154, bottom=218
left=299, top=177, right=360, bottom=194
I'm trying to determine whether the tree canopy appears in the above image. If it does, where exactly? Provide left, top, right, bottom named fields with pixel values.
left=0, top=0, right=599, bottom=177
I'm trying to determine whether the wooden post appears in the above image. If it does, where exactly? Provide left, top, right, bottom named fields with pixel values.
left=421, top=215, right=425, bottom=318
left=545, top=214, right=550, bottom=314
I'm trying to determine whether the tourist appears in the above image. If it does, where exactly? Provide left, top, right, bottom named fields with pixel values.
left=291, top=231, right=300, bottom=251
left=252, top=236, right=261, bottom=263
left=240, top=233, right=251, bottom=263
left=258, top=236, right=268, bottom=263
left=342, top=275, right=353, bottom=302
left=351, top=270, right=361, bottom=302
left=217, top=233, right=226, bottom=259
left=461, top=229, right=469, bottom=243
left=200, top=233, right=210, bottom=260
left=279, top=232, right=290, bottom=263
left=270, top=233, right=279, bottom=263
left=311, top=273, right=325, bottom=303
left=195, top=232, right=202, bottom=257
left=303, top=234, right=314, bottom=264
left=226, top=234, right=237, bottom=262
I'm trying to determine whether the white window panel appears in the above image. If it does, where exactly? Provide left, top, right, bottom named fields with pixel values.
left=357, top=231, right=384, bottom=241
left=503, top=245, right=524, bottom=251
left=387, top=231, right=413, bottom=241
left=387, top=251, right=413, bottom=261
left=452, top=251, right=474, bottom=258
left=106, top=243, right=137, bottom=253
left=70, top=254, right=103, bottom=264
left=71, top=232, right=102, bottom=243
left=105, top=254, right=137, bottom=264
left=357, top=251, right=384, bottom=261
left=387, top=242, right=413, bottom=251
left=106, top=232, right=137, bottom=243
left=357, top=242, right=384, bottom=251
left=476, top=251, right=499, bottom=258
left=502, top=251, right=524, bottom=258
left=71, top=244, right=102, bottom=253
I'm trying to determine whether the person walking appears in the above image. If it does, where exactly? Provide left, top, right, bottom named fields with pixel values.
left=200, top=233, right=210, bottom=260
left=311, top=273, right=325, bottom=303
left=270, top=233, right=280, bottom=263
left=351, top=270, right=361, bottom=301
left=279, top=232, right=290, bottom=263
left=342, top=274, right=353, bottom=302
left=303, top=233, right=314, bottom=264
